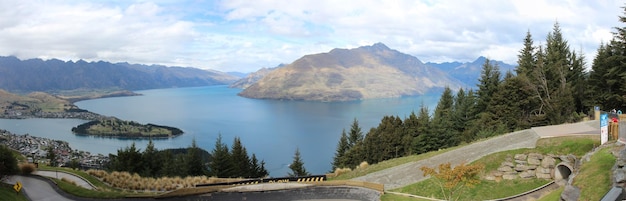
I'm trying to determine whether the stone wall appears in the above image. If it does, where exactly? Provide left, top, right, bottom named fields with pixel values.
left=485, top=153, right=557, bottom=181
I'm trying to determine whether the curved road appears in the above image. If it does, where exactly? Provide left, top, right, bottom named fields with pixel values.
left=353, top=120, right=599, bottom=190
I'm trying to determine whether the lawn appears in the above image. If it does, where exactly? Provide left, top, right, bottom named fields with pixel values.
left=390, top=136, right=600, bottom=200
left=0, top=183, right=28, bottom=201
left=573, top=146, right=616, bottom=201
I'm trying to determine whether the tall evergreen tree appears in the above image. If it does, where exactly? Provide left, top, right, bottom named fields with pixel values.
left=332, top=129, right=350, bottom=169
left=209, top=134, right=233, bottom=177
left=429, top=87, right=458, bottom=149
left=402, top=111, right=420, bottom=155
left=186, top=138, right=206, bottom=176
left=517, top=30, right=536, bottom=77
left=412, top=105, right=431, bottom=154
left=141, top=140, right=159, bottom=177
left=249, top=154, right=268, bottom=178
left=231, top=137, right=251, bottom=177
left=347, top=118, right=363, bottom=148
left=288, top=148, right=309, bottom=177
left=475, top=59, right=501, bottom=114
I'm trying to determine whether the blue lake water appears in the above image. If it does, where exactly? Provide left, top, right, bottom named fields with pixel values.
left=0, top=86, right=441, bottom=176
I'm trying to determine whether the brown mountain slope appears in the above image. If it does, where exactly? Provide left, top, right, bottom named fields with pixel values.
left=238, top=43, right=464, bottom=101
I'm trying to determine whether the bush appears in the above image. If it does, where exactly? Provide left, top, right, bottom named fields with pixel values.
left=0, top=145, right=19, bottom=181
left=332, top=168, right=352, bottom=177
left=357, top=161, right=369, bottom=170
left=19, top=163, right=36, bottom=175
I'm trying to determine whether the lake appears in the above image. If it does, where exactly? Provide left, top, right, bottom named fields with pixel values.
left=0, top=86, right=441, bottom=176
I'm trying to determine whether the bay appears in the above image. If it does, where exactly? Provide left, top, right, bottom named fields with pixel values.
left=0, top=86, right=440, bottom=176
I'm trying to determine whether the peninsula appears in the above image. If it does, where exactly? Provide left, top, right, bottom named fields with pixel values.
left=71, top=117, right=183, bottom=138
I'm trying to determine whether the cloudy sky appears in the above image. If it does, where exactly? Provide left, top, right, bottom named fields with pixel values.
left=0, top=0, right=622, bottom=72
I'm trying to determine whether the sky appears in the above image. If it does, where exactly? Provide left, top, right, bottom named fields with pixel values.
left=0, top=0, right=623, bottom=73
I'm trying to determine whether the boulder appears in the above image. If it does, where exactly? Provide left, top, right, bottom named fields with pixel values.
left=515, top=160, right=528, bottom=165
left=527, top=165, right=538, bottom=170
left=536, top=166, right=552, bottom=174
left=484, top=175, right=496, bottom=181
left=528, top=153, right=544, bottom=160
left=492, top=171, right=503, bottom=177
left=501, top=161, right=514, bottom=167
left=515, top=164, right=528, bottom=172
left=514, top=154, right=527, bottom=161
left=541, top=157, right=556, bottom=168
left=520, top=170, right=536, bottom=178
left=498, top=166, right=513, bottom=172
left=528, top=158, right=541, bottom=166
left=536, top=173, right=552, bottom=179
left=615, top=169, right=626, bottom=183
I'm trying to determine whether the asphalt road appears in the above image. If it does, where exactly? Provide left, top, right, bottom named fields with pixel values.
left=6, top=175, right=74, bottom=201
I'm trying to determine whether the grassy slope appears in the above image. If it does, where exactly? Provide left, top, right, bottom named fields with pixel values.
left=0, top=183, right=28, bottom=201
left=387, top=136, right=599, bottom=201
left=573, top=146, right=616, bottom=201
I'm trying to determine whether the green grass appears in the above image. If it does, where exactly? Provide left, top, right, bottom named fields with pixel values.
left=573, top=146, right=616, bottom=201
left=537, top=186, right=564, bottom=201
left=0, top=183, right=28, bottom=201
left=331, top=145, right=463, bottom=180
left=52, top=178, right=130, bottom=199
left=38, top=165, right=156, bottom=198
left=381, top=193, right=433, bottom=201
left=390, top=136, right=600, bottom=200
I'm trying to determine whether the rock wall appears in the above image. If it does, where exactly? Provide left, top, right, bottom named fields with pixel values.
left=485, top=153, right=557, bottom=181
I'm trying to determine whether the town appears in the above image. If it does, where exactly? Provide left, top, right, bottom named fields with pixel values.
left=0, top=129, right=108, bottom=169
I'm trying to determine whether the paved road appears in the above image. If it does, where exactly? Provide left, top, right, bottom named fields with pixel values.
left=6, top=175, right=74, bottom=201
left=33, top=170, right=95, bottom=190
left=353, top=120, right=599, bottom=190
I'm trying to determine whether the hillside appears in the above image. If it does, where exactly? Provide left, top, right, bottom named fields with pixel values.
left=426, top=56, right=516, bottom=87
left=238, top=43, right=465, bottom=101
left=229, top=64, right=284, bottom=89
left=0, top=89, right=102, bottom=119
left=0, top=56, right=239, bottom=92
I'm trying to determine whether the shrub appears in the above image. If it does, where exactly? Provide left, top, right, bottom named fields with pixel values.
left=19, top=163, right=37, bottom=174
left=357, top=161, right=369, bottom=169
left=332, top=168, right=352, bottom=177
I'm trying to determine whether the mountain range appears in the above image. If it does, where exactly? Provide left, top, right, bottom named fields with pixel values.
left=237, top=43, right=467, bottom=101
left=0, top=56, right=238, bottom=93
left=425, top=56, right=516, bottom=87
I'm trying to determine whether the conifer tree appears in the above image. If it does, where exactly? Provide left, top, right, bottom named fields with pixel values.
left=348, top=118, right=363, bottom=148
left=209, top=134, right=233, bottom=177
left=332, top=129, right=350, bottom=169
left=186, top=138, right=206, bottom=176
left=288, top=148, right=309, bottom=177
left=429, top=87, right=458, bottom=149
left=516, top=30, right=536, bottom=77
left=141, top=140, right=159, bottom=177
left=231, top=137, right=251, bottom=177
left=249, top=154, right=268, bottom=178
left=412, top=105, right=431, bottom=154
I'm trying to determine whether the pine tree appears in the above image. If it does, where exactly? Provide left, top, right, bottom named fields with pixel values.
left=186, top=138, right=206, bottom=176
left=475, top=59, right=501, bottom=113
left=429, top=87, right=458, bottom=149
left=249, top=154, right=268, bottom=178
left=159, top=150, right=178, bottom=177
left=288, top=148, right=309, bottom=177
left=332, top=129, right=350, bottom=169
left=402, top=111, right=420, bottom=155
left=141, top=140, right=159, bottom=177
left=209, top=134, right=233, bottom=177
left=348, top=118, right=363, bottom=148
left=231, top=137, right=251, bottom=177
left=516, top=30, right=536, bottom=77
left=412, top=105, right=431, bottom=154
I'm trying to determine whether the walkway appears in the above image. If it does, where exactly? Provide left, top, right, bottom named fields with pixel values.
left=352, top=120, right=599, bottom=190
left=33, top=170, right=95, bottom=190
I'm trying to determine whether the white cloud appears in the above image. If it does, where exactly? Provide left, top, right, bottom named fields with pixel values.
left=0, top=0, right=623, bottom=72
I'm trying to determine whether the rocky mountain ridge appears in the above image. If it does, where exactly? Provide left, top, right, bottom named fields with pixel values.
left=238, top=43, right=465, bottom=101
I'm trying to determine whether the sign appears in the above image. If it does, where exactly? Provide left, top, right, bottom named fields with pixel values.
left=601, top=113, right=609, bottom=144
left=13, top=181, right=22, bottom=193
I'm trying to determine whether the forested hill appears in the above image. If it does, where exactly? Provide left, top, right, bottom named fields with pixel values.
left=0, top=56, right=239, bottom=92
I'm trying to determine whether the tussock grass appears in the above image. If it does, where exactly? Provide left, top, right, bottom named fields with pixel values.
left=86, top=169, right=243, bottom=191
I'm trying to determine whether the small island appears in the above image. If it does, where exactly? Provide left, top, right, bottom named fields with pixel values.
left=72, top=118, right=183, bottom=138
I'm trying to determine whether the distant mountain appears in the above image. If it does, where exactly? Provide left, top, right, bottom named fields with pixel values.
left=426, top=56, right=516, bottom=87
left=238, top=43, right=465, bottom=101
left=0, top=56, right=239, bottom=92
left=226, top=71, right=249, bottom=78
left=229, top=64, right=285, bottom=89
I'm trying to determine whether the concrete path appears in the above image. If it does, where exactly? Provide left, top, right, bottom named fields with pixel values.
left=6, top=175, right=74, bottom=201
left=353, top=120, right=600, bottom=190
left=33, top=170, right=95, bottom=190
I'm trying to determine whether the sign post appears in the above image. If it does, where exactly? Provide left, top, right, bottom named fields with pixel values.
left=13, top=181, right=22, bottom=194
left=601, top=113, right=609, bottom=144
